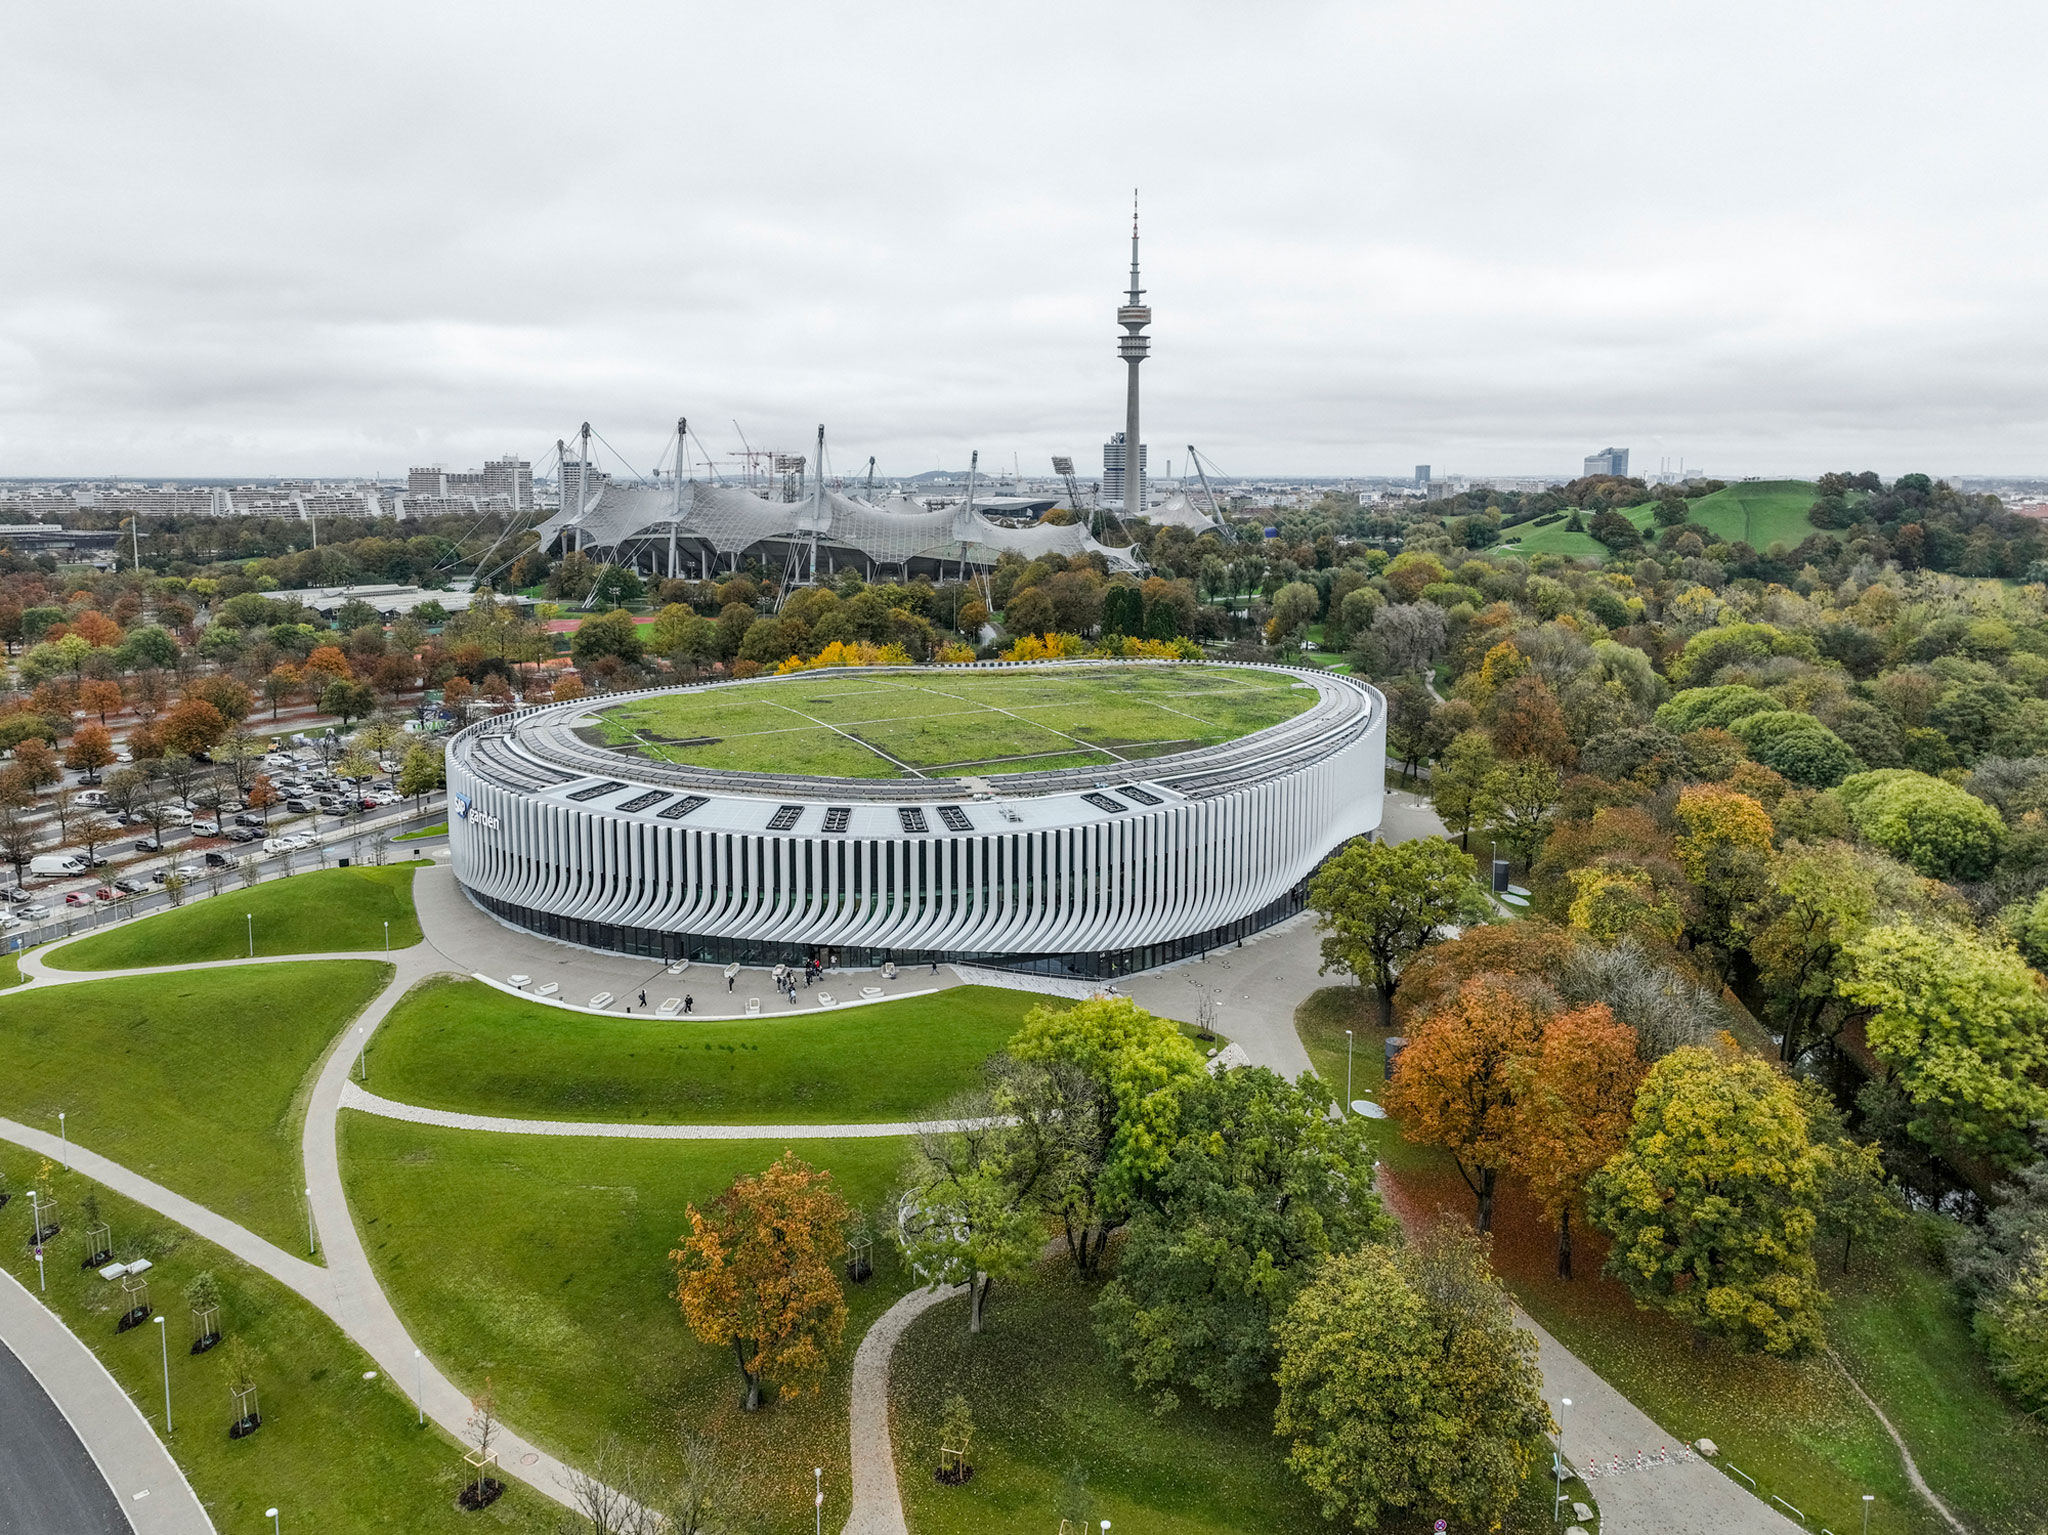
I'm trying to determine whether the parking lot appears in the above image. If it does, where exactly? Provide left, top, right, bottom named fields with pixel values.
left=6, top=740, right=444, bottom=951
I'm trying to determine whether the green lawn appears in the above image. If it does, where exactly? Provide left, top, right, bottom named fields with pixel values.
left=593, top=664, right=1313, bottom=779
left=0, top=962, right=392, bottom=1250
left=395, top=822, right=448, bottom=840
left=368, top=977, right=1037, bottom=1124
left=1682, top=479, right=1824, bottom=550
left=339, top=1115, right=912, bottom=1532
left=49, top=865, right=424, bottom=970
left=0, top=953, right=19, bottom=987
left=1292, top=985, right=2046, bottom=1535
left=0, top=1146, right=554, bottom=1533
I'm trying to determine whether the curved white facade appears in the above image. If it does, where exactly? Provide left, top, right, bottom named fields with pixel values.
left=448, top=661, right=1385, bottom=978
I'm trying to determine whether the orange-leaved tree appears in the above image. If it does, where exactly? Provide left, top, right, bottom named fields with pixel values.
left=672, top=1151, right=850, bottom=1411
left=78, top=679, right=123, bottom=725
left=1506, top=1003, right=1643, bottom=1278
left=1384, top=975, right=1549, bottom=1233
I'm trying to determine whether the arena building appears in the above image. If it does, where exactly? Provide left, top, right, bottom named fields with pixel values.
left=446, top=660, right=1385, bottom=979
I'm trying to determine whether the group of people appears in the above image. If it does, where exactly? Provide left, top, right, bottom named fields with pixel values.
left=770, top=958, right=826, bottom=1003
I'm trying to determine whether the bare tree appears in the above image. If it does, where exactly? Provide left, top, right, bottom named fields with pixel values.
left=236, top=856, right=261, bottom=889
left=0, top=807, right=39, bottom=888
left=74, top=814, right=114, bottom=870
left=161, top=753, right=202, bottom=811
left=556, top=1436, right=659, bottom=1535
left=1556, top=938, right=1729, bottom=1059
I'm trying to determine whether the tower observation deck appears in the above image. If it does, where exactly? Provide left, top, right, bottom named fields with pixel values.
left=1118, top=192, right=1151, bottom=513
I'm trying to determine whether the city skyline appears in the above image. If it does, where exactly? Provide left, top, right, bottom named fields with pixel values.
left=3, top=2, right=2046, bottom=480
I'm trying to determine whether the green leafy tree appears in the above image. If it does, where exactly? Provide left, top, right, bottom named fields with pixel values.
left=1979, top=1242, right=2048, bottom=1414
left=1792, top=1080, right=1902, bottom=1275
left=1264, top=581, right=1320, bottom=648
left=1837, top=920, right=2048, bottom=1167
left=1836, top=769, right=2005, bottom=881
left=1094, top=1067, right=1389, bottom=1411
left=1307, top=835, right=1478, bottom=1028
left=319, top=678, right=377, bottom=728
left=999, top=997, right=1206, bottom=1275
left=1485, top=757, right=1562, bottom=867
left=1272, top=1229, right=1553, bottom=1530
left=1740, top=843, right=1924, bottom=1065
left=1729, top=711, right=1863, bottom=788
left=894, top=1104, right=1041, bottom=1333
left=1429, top=730, right=1500, bottom=850
left=571, top=609, right=646, bottom=668
left=1587, top=1046, right=1827, bottom=1355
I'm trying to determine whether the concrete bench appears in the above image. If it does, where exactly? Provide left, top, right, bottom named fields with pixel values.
left=589, top=992, right=613, bottom=1009
left=537, top=981, right=559, bottom=998
left=507, top=974, right=531, bottom=989
left=658, top=997, right=682, bottom=1017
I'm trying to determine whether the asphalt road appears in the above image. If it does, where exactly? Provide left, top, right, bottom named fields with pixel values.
left=0, top=1336, right=130, bottom=1535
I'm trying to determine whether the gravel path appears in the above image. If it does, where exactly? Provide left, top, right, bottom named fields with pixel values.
left=840, top=1284, right=966, bottom=1535
left=340, top=1081, right=991, bottom=1141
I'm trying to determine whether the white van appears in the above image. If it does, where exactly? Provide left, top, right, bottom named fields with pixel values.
left=160, top=806, right=193, bottom=826
left=75, top=788, right=110, bottom=808
left=29, top=854, right=86, bottom=878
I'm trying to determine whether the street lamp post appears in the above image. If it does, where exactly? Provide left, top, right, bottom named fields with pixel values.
left=246, top=913, right=253, bottom=958
left=356, top=1028, right=367, bottom=1082
left=1863, top=1494, right=1875, bottom=1535
left=57, top=1111, right=67, bottom=1169
left=414, top=1347, right=423, bottom=1426
left=28, top=1191, right=44, bottom=1292
left=383, top=919, right=389, bottom=952
left=303, top=1187, right=315, bottom=1256
left=1345, top=1030, right=1353, bottom=1112
left=814, top=1467, right=823, bottom=1535
left=1554, top=1397, right=1572, bottom=1521
left=266, top=1509, right=279, bottom=1534
left=153, top=1314, right=171, bottom=1432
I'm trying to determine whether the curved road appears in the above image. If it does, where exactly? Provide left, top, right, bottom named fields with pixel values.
left=0, top=1335, right=131, bottom=1535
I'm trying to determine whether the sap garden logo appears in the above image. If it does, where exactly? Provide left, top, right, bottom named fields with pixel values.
left=453, top=793, right=501, bottom=831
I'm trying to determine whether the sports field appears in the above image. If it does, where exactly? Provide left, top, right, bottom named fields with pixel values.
left=590, top=663, right=1314, bottom=778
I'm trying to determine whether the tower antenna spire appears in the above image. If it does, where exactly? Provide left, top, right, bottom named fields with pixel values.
left=1116, top=191, right=1152, bottom=517
left=1128, top=189, right=1143, bottom=305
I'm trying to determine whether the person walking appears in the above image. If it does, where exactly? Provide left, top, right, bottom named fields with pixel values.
left=727, top=974, right=734, bottom=993
left=684, top=994, right=693, bottom=1014
left=638, top=989, right=647, bottom=1007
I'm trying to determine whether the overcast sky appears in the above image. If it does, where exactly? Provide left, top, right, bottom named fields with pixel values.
left=3, top=1, right=2045, bottom=483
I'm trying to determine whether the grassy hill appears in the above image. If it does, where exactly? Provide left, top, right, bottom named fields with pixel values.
left=1497, top=480, right=1824, bottom=561
left=1682, top=479, right=1823, bottom=549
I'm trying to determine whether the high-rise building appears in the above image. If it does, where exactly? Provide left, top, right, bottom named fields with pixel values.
left=1103, top=432, right=1148, bottom=491
left=1584, top=447, right=1630, bottom=477
left=1115, top=193, right=1152, bottom=511
left=1415, top=464, right=1431, bottom=486
left=408, top=458, right=531, bottom=511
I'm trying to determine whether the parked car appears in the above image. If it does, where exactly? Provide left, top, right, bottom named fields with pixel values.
left=133, top=836, right=162, bottom=853
left=1, top=886, right=30, bottom=904
left=285, top=799, right=313, bottom=814
left=190, top=819, right=220, bottom=836
left=262, top=837, right=294, bottom=854
left=113, top=876, right=150, bottom=895
left=172, top=863, right=202, bottom=878
left=19, top=904, right=50, bottom=920
left=234, top=813, right=265, bottom=828
left=286, top=834, right=316, bottom=851
left=203, top=850, right=235, bottom=868
left=64, top=891, right=92, bottom=906
left=224, top=827, right=259, bottom=843
left=94, top=886, right=118, bottom=901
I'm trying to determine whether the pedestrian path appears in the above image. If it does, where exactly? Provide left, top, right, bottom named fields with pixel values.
left=340, top=1081, right=992, bottom=1140
left=841, top=1283, right=967, bottom=1535
left=0, top=1267, right=213, bottom=1534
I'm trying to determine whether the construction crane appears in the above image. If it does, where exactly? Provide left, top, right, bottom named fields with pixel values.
left=1051, top=455, right=1084, bottom=514
left=1187, top=445, right=1228, bottom=525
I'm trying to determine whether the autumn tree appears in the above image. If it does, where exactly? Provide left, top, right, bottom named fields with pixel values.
left=1308, top=835, right=1481, bottom=1028
left=158, top=697, right=227, bottom=757
left=1385, top=975, right=1548, bottom=1232
left=1672, top=783, right=1774, bottom=970
left=1507, top=1003, right=1643, bottom=1276
left=1486, top=757, right=1563, bottom=867
left=63, top=723, right=116, bottom=783
left=186, top=674, right=253, bottom=724
left=78, top=678, right=123, bottom=725
left=672, top=1151, right=851, bottom=1411
left=1273, top=1228, right=1552, bottom=1530
left=1837, top=920, right=2048, bottom=1168
left=1095, top=1067, right=1389, bottom=1411
left=246, top=775, right=280, bottom=823
left=11, top=737, right=60, bottom=797
left=1587, top=1046, right=1827, bottom=1354
left=262, top=665, right=300, bottom=720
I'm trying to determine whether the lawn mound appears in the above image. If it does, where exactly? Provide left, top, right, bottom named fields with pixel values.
left=48, top=863, right=424, bottom=970
left=366, top=977, right=1035, bottom=1125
